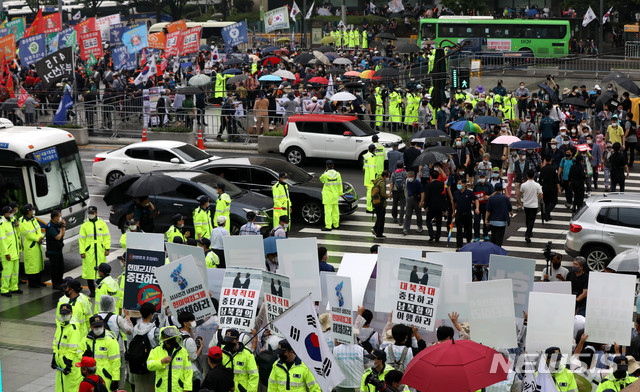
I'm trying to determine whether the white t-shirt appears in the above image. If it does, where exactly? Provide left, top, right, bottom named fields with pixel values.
left=541, top=265, right=569, bottom=281
left=379, top=343, right=414, bottom=370
left=333, top=344, right=365, bottom=388
left=520, top=180, right=542, bottom=208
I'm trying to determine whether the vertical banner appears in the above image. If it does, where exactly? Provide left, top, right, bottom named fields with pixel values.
left=42, top=13, right=62, bottom=34
left=112, top=45, right=136, bottom=71
left=488, top=255, right=535, bottom=318
left=526, top=292, right=576, bottom=355
left=96, top=14, right=120, bottom=42
left=58, top=27, right=76, bottom=50
left=122, top=24, right=148, bottom=54
left=277, top=238, right=322, bottom=301
left=109, top=23, right=126, bottom=47
left=123, top=233, right=165, bottom=311
left=326, top=275, right=354, bottom=344
left=148, top=31, right=165, bottom=49
left=5, top=18, right=25, bottom=41
left=165, top=242, right=209, bottom=293
left=0, top=34, right=16, bottom=60
left=221, top=21, right=249, bottom=47
left=78, top=31, right=102, bottom=60
left=47, top=32, right=59, bottom=53
left=264, top=6, right=290, bottom=33
left=164, top=30, right=182, bottom=56
left=34, top=47, right=73, bottom=88
left=585, top=272, right=636, bottom=345
left=374, top=247, right=422, bottom=313
left=19, top=33, right=46, bottom=67
left=466, top=279, right=518, bottom=348
left=430, top=252, right=472, bottom=319
left=262, top=270, right=291, bottom=334
left=74, top=17, right=96, bottom=36
left=166, top=19, right=187, bottom=33
left=180, top=26, right=201, bottom=55
left=336, top=253, right=377, bottom=310
left=154, top=255, right=215, bottom=321
left=223, top=236, right=266, bottom=270
left=218, top=267, right=263, bottom=332
left=392, top=257, right=443, bottom=331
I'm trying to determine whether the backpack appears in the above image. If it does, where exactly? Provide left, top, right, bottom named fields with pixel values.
left=371, top=182, right=382, bottom=206
left=357, top=330, right=376, bottom=354
left=83, top=376, right=108, bottom=392
left=392, top=171, right=406, bottom=192
left=126, top=331, right=154, bottom=374
left=102, top=312, right=118, bottom=340
left=387, top=346, right=409, bottom=372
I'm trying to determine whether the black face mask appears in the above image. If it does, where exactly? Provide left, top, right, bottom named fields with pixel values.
left=223, top=343, right=236, bottom=352
left=614, top=369, right=627, bottom=379
left=278, top=354, right=288, bottom=362
left=552, top=263, right=562, bottom=269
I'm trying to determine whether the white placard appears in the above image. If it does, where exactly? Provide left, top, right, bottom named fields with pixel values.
left=585, top=272, right=636, bottom=345
left=319, top=271, right=336, bottom=313
left=326, top=275, right=355, bottom=344
left=277, top=238, right=321, bottom=301
left=207, top=268, right=225, bottom=301
left=375, top=247, right=422, bottom=313
left=429, top=252, right=472, bottom=319
left=466, top=279, right=518, bottom=348
left=165, top=242, right=209, bottom=293
left=489, top=255, right=535, bottom=318
left=218, top=267, right=263, bottom=332
left=526, top=292, right=576, bottom=355
left=336, top=253, right=377, bottom=311
left=154, top=255, right=215, bottom=321
left=223, top=236, right=266, bottom=270
left=392, top=257, right=443, bottom=331
left=127, top=232, right=165, bottom=251
left=532, top=282, right=572, bottom=295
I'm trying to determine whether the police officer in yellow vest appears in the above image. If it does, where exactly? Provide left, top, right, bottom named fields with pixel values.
left=272, top=172, right=291, bottom=232
left=354, top=28, right=360, bottom=48
left=388, top=88, right=403, bottom=132
left=363, top=144, right=377, bottom=212
left=147, top=326, right=193, bottom=392
left=268, top=339, right=320, bottom=392
left=214, top=183, right=232, bottom=232
left=372, top=134, right=385, bottom=176
left=221, top=329, right=259, bottom=392
left=93, top=263, right=119, bottom=314
left=544, top=347, right=578, bottom=392
left=404, top=90, right=420, bottom=128
left=503, top=92, right=518, bottom=121
left=319, top=160, right=343, bottom=231
left=362, top=29, right=368, bottom=49
left=0, top=205, right=21, bottom=296
left=214, top=68, right=231, bottom=101
left=198, top=238, right=220, bottom=268
left=597, top=355, right=638, bottom=392
left=361, top=349, right=395, bottom=392
left=52, top=303, right=83, bottom=392
left=80, top=315, right=121, bottom=390
left=79, top=206, right=110, bottom=298
left=119, top=219, right=142, bottom=250
left=165, top=214, right=190, bottom=244
left=335, top=29, right=342, bottom=47
left=375, top=93, right=384, bottom=130
left=20, top=203, right=45, bottom=288
left=193, top=195, right=213, bottom=240
left=57, top=278, right=92, bottom=336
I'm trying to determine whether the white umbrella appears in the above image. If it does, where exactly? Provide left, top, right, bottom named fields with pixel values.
left=330, top=91, right=357, bottom=101
left=491, top=135, right=520, bottom=145
left=312, top=50, right=331, bottom=66
left=607, top=247, right=640, bottom=273
left=273, top=69, right=296, bottom=80
left=188, top=74, right=212, bottom=87
left=333, top=58, right=352, bottom=65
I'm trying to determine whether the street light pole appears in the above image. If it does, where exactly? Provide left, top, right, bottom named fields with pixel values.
left=599, top=0, right=603, bottom=51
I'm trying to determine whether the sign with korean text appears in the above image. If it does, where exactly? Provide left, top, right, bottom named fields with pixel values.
left=58, top=27, right=76, bottom=50
left=165, top=242, right=209, bottom=294
left=5, top=18, right=25, bottom=41
left=33, top=147, right=59, bottom=163
left=42, top=13, right=62, bottom=34
left=164, top=30, right=182, bottom=56
left=19, top=33, right=46, bottom=67
left=166, top=19, right=187, bottom=33
left=79, top=31, right=102, bottom=60
left=35, top=47, right=73, bottom=88
left=74, top=17, right=95, bottom=36
left=487, top=39, right=511, bottom=51
left=488, top=255, right=535, bottom=318
left=264, top=6, right=290, bottom=33
left=154, top=255, right=215, bottom=321
left=148, top=31, right=165, bottom=49
left=47, top=32, right=59, bottom=53
left=375, top=247, right=422, bottom=313
left=0, top=34, right=15, bottom=60
left=180, top=26, right=201, bottom=55
left=123, top=233, right=165, bottom=311
left=336, top=253, right=377, bottom=311
left=526, top=292, right=575, bottom=355
left=392, top=257, right=443, bottom=331
left=109, top=24, right=126, bottom=47
left=96, top=14, right=120, bottom=42
left=326, top=274, right=354, bottom=344
left=221, top=21, right=248, bottom=48
left=218, top=267, right=262, bottom=332
left=122, top=24, right=148, bottom=54
left=466, top=279, right=518, bottom=348
left=585, top=272, right=636, bottom=345
left=262, top=270, right=291, bottom=335
left=112, top=45, right=136, bottom=71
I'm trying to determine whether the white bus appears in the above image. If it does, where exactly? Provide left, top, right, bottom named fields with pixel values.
left=0, top=119, right=89, bottom=252
left=149, top=21, right=237, bottom=45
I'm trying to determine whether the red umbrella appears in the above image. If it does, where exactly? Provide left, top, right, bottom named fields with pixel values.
left=401, top=340, right=509, bottom=392
left=274, top=48, right=290, bottom=55
left=308, top=76, right=329, bottom=85
left=262, top=56, right=281, bottom=66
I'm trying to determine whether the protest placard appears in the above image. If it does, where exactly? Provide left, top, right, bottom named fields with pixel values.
left=42, top=13, right=62, bottom=34
left=585, top=272, right=636, bottom=345
left=5, top=18, right=25, bottom=41
left=526, top=292, right=575, bottom=355
left=122, top=24, right=148, bottom=54
left=326, top=275, right=354, bottom=344
left=466, top=279, right=518, bottom=348
left=489, top=254, right=535, bottom=318
left=123, top=233, right=165, bottom=311
left=532, top=281, right=571, bottom=295
left=429, top=252, right=472, bottom=319
left=392, top=257, right=442, bottom=331
left=79, top=31, right=102, bottom=60
left=374, top=247, right=422, bottom=313
left=218, top=267, right=262, bottom=332
left=336, top=253, right=377, bottom=310
left=207, top=268, right=225, bottom=302
left=181, top=26, right=201, bottom=55
left=165, top=242, right=209, bottom=293
left=223, top=236, right=266, bottom=270
left=264, top=6, right=290, bottom=33
left=74, top=17, right=95, bottom=36
left=277, top=238, right=321, bottom=301
left=262, top=270, right=291, bottom=335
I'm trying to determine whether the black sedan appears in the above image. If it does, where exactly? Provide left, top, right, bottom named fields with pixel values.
left=195, top=157, right=358, bottom=225
left=106, top=170, right=273, bottom=235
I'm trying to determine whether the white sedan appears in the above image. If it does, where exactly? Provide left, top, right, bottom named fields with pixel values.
left=92, top=140, right=216, bottom=185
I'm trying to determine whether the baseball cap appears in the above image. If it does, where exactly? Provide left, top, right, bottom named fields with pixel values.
left=88, top=206, right=97, bottom=213
left=613, top=355, right=628, bottom=366
left=544, top=346, right=561, bottom=358
left=23, top=203, right=33, bottom=213
left=63, top=278, right=82, bottom=293
left=89, top=314, right=105, bottom=327
left=127, top=219, right=137, bottom=226
left=197, top=195, right=209, bottom=204
left=95, top=263, right=111, bottom=274
left=59, top=303, right=72, bottom=314
left=274, top=339, right=293, bottom=354
left=75, top=356, right=97, bottom=368
left=1, top=206, right=11, bottom=214
left=172, top=214, right=183, bottom=223
left=223, top=329, right=240, bottom=342
left=216, top=182, right=226, bottom=190
left=278, top=172, right=287, bottom=179
left=494, top=183, right=503, bottom=191
left=325, top=160, right=334, bottom=166
left=364, top=349, right=387, bottom=362
left=208, top=346, right=223, bottom=359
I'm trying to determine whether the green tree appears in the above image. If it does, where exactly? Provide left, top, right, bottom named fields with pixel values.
left=164, top=0, right=191, bottom=21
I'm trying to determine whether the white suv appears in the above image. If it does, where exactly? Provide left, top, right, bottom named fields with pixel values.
left=279, top=114, right=405, bottom=166
left=565, top=193, right=640, bottom=271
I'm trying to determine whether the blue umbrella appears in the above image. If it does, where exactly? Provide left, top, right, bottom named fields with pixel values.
left=325, top=54, right=336, bottom=61
left=459, top=241, right=508, bottom=265
left=510, top=140, right=541, bottom=149
left=264, top=237, right=283, bottom=254
left=223, top=68, right=242, bottom=75
left=474, top=116, right=501, bottom=125
left=258, top=75, right=283, bottom=82
left=261, top=46, right=280, bottom=54
left=256, top=37, right=270, bottom=43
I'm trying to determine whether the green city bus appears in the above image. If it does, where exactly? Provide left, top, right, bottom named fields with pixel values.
left=419, top=16, right=570, bottom=57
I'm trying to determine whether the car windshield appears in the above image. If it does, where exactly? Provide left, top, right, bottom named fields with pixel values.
left=347, top=119, right=378, bottom=136
left=249, top=157, right=312, bottom=184
left=172, top=144, right=212, bottom=162
left=191, top=173, right=243, bottom=198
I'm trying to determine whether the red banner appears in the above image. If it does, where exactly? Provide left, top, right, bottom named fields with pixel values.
left=164, top=30, right=182, bottom=57
left=0, top=34, right=16, bottom=60
left=79, top=31, right=103, bottom=60
left=23, top=8, right=42, bottom=38
left=148, top=32, right=165, bottom=49
left=42, top=13, right=62, bottom=34
left=180, top=26, right=201, bottom=56
left=74, top=17, right=96, bottom=36
left=165, top=20, right=187, bottom=33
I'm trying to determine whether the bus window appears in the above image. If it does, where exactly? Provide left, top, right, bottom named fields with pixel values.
left=421, top=23, right=435, bottom=40
left=0, top=167, right=26, bottom=209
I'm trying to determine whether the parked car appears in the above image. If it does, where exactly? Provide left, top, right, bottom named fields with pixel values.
left=565, top=193, right=640, bottom=271
left=195, top=156, right=358, bottom=225
left=107, top=170, right=273, bottom=236
left=93, top=141, right=216, bottom=185
left=278, top=114, right=405, bottom=166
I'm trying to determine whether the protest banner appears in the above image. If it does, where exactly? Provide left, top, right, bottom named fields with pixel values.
left=218, top=267, right=263, bottom=332
left=58, top=27, right=76, bottom=50
left=19, top=33, right=46, bottom=67
left=123, top=233, right=165, bottom=311
left=165, top=242, right=209, bottom=293
left=0, top=34, right=16, bottom=60
left=488, top=254, right=535, bottom=318
left=0, top=28, right=8, bottom=38
left=154, top=255, right=215, bottom=321
left=164, top=30, right=182, bottom=56
left=79, top=31, right=102, bottom=60
left=277, top=238, right=321, bottom=301
left=466, top=279, right=518, bottom=348
left=35, top=47, right=73, bottom=87
left=166, top=20, right=187, bottom=33
left=374, top=247, right=422, bottom=313
left=42, top=13, right=62, bottom=34
left=262, top=270, right=291, bottom=334
left=336, top=253, right=376, bottom=311
left=326, top=274, right=354, bottom=344
left=47, top=32, right=59, bottom=53
left=112, top=45, right=136, bottom=71
left=223, top=236, right=266, bottom=270
left=585, top=272, right=636, bottom=345
left=74, top=17, right=95, bottom=36
left=5, top=18, right=25, bottom=41
left=221, top=22, right=248, bottom=47
left=96, top=14, right=120, bottom=41
left=532, top=281, right=571, bottom=295
left=148, top=31, right=165, bottom=49
left=180, top=26, right=201, bottom=55
left=122, top=24, right=148, bottom=54
left=392, top=257, right=443, bottom=331
left=429, top=251, right=472, bottom=319
left=264, top=6, right=290, bottom=33
left=526, top=292, right=576, bottom=355
left=109, top=24, right=126, bottom=47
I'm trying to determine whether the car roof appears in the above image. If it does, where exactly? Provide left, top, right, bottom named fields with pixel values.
left=288, top=114, right=356, bottom=123
left=205, top=156, right=285, bottom=169
left=155, top=169, right=208, bottom=180
left=588, top=193, right=640, bottom=204
left=124, top=140, right=190, bottom=149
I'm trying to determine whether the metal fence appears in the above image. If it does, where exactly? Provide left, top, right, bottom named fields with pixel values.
left=626, top=41, right=640, bottom=59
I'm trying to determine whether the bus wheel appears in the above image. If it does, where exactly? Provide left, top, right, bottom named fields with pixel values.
left=107, top=171, right=125, bottom=186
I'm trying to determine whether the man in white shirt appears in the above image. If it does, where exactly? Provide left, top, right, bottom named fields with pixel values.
left=333, top=343, right=366, bottom=392
left=542, top=253, right=569, bottom=282
left=519, top=169, right=542, bottom=243
left=210, top=216, right=229, bottom=267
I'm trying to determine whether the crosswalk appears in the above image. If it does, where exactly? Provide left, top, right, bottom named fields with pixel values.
left=295, top=171, right=640, bottom=279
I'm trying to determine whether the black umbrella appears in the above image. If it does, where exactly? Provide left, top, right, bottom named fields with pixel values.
left=374, top=68, right=399, bottom=78
left=176, top=86, right=204, bottom=95
left=426, top=145, right=456, bottom=154
left=560, top=97, right=589, bottom=108
left=1, top=98, right=18, bottom=111
left=103, top=174, right=140, bottom=206
left=227, top=74, right=250, bottom=85
left=537, top=83, right=558, bottom=104
left=410, top=128, right=450, bottom=141
left=602, top=72, right=640, bottom=95
left=327, top=66, right=345, bottom=75
left=376, top=32, right=397, bottom=40
left=344, top=81, right=365, bottom=89
left=261, top=46, right=280, bottom=54
left=126, top=173, right=181, bottom=198
left=595, top=91, right=614, bottom=111
left=294, top=53, right=314, bottom=64
left=317, top=45, right=334, bottom=53
left=412, top=151, right=447, bottom=167
left=199, top=44, right=211, bottom=51
left=396, top=43, right=420, bottom=53
left=224, top=58, right=244, bottom=66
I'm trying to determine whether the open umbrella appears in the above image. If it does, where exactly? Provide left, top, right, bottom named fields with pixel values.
left=176, top=86, right=204, bottom=95
left=537, top=83, right=558, bottom=103
left=603, top=71, right=640, bottom=95
left=333, top=58, right=352, bottom=66
left=396, top=43, right=420, bottom=53
left=276, top=37, right=291, bottom=43
left=608, top=247, right=640, bottom=273
left=188, top=74, right=212, bottom=87
left=376, top=32, right=397, bottom=40
left=308, top=76, right=329, bottom=85
left=274, top=48, right=289, bottom=56
left=223, top=68, right=242, bottom=75
left=410, top=129, right=450, bottom=144
left=227, top=74, right=250, bottom=85
left=330, top=91, right=357, bottom=102
left=324, top=53, right=337, bottom=62
left=258, top=75, right=282, bottom=82
left=1, top=98, right=18, bottom=111
left=255, top=37, right=270, bottom=43
left=344, top=70, right=361, bottom=77
left=491, top=135, right=520, bottom=145
left=326, top=66, right=345, bottom=76
left=263, top=236, right=284, bottom=254
left=199, top=44, right=211, bottom=51
left=459, top=241, right=508, bottom=265
left=510, top=140, right=541, bottom=149
left=126, top=173, right=181, bottom=198
left=450, top=121, right=483, bottom=133
left=320, top=36, right=336, bottom=44
left=224, top=58, right=244, bottom=66
left=293, top=53, right=314, bottom=64
left=359, top=70, right=377, bottom=79
left=402, top=339, right=509, bottom=392
left=103, top=174, right=140, bottom=205
left=248, top=54, right=260, bottom=63
left=373, top=68, right=399, bottom=78
left=595, top=90, right=614, bottom=111
left=273, top=69, right=296, bottom=80
left=412, top=151, right=447, bottom=167
left=317, top=45, right=333, bottom=53
left=262, top=56, right=281, bottom=66
left=425, top=145, right=455, bottom=154
left=474, top=116, right=501, bottom=125
left=312, top=50, right=331, bottom=65
left=561, top=97, right=590, bottom=108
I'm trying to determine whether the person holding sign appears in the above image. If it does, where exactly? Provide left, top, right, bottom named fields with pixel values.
left=221, top=329, right=259, bottom=392
left=147, top=326, right=193, bottom=392
left=269, top=339, right=320, bottom=392
left=319, top=160, right=343, bottom=232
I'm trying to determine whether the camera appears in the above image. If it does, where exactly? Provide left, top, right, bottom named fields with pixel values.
left=365, top=374, right=399, bottom=392
left=542, top=241, right=553, bottom=262
left=546, top=74, right=554, bottom=80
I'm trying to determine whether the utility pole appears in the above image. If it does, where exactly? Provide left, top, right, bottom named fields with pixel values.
left=341, top=0, right=346, bottom=29
left=599, top=0, right=603, bottom=51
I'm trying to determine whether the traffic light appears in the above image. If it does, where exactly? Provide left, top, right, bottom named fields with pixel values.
left=451, top=68, right=459, bottom=89
left=459, top=68, right=470, bottom=89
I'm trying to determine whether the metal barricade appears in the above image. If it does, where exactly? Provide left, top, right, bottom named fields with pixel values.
left=626, top=41, right=640, bottom=59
